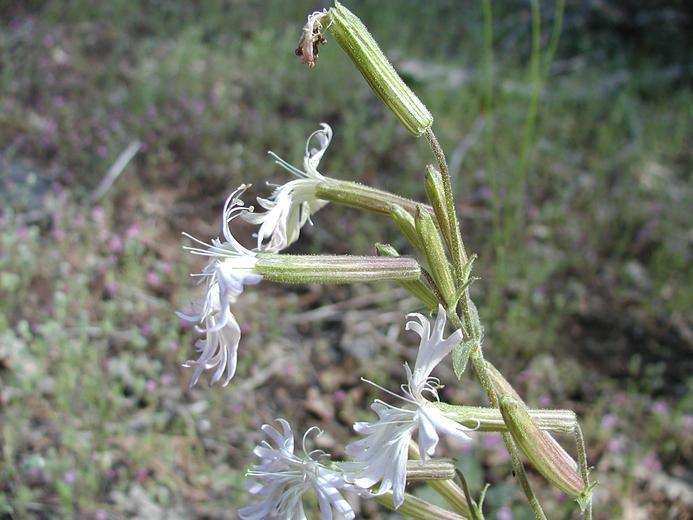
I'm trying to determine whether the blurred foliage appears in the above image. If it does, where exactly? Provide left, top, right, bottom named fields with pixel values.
left=0, top=0, right=691, bottom=518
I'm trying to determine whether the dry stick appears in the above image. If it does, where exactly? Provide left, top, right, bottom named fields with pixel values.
left=426, top=128, right=548, bottom=520
left=89, top=140, right=141, bottom=203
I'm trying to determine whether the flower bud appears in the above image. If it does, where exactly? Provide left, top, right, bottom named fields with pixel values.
left=487, top=362, right=595, bottom=509
left=390, top=205, right=425, bottom=254
left=376, top=243, right=439, bottom=310
left=485, top=360, right=525, bottom=402
left=414, top=206, right=455, bottom=307
left=326, top=1, right=433, bottom=136
left=255, top=253, right=420, bottom=284
left=499, top=396, right=587, bottom=499
left=424, top=165, right=453, bottom=248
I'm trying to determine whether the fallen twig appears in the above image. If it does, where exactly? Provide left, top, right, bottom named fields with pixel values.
left=89, top=140, right=141, bottom=203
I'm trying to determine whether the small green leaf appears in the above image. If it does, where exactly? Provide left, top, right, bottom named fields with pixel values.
left=475, top=483, right=490, bottom=518
left=452, top=337, right=475, bottom=379
left=462, top=253, right=478, bottom=282
left=575, top=481, right=598, bottom=512
left=467, top=298, right=484, bottom=341
left=451, top=276, right=479, bottom=310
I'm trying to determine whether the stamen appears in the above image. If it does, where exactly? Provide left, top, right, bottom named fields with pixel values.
left=361, top=377, right=419, bottom=407
left=181, top=231, right=214, bottom=249
left=268, top=151, right=308, bottom=178
left=302, top=426, right=322, bottom=455
left=181, top=234, right=236, bottom=257
left=246, top=469, right=305, bottom=479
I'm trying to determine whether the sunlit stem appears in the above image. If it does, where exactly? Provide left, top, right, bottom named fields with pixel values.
left=315, top=179, right=427, bottom=216
left=426, top=124, right=548, bottom=519
left=424, top=128, right=467, bottom=286
left=575, top=424, right=594, bottom=520
left=374, top=492, right=467, bottom=520
left=434, top=403, right=577, bottom=433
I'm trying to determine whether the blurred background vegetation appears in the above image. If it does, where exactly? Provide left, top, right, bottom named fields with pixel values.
left=0, top=1, right=691, bottom=518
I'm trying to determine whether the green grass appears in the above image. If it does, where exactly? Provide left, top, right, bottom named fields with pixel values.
left=1, top=1, right=691, bottom=517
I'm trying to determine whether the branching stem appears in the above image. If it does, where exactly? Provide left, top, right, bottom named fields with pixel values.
left=425, top=129, right=467, bottom=279
left=427, top=126, right=548, bottom=520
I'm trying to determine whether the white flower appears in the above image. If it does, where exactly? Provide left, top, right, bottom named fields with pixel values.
left=243, top=123, right=332, bottom=252
left=177, top=185, right=262, bottom=387
left=343, top=305, right=472, bottom=508
left=240, top=419, right=355, bottom=520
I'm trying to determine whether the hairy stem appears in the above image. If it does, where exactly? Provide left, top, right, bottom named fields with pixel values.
left=429, top=124, right=548, bottom=519
left=424, top=129, right=467, bottom=282
left=435, top=403, right=577, bottom=433
left=374, top=492, right=468, bottom=520
left=447, top=311, right=548, bottom=519
left=575, top=424, right=593, bottom=520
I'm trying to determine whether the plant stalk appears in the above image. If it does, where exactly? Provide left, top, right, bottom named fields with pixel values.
left=428, top=125, right=548, bottom=520
left=375, top=492, right=467, bottom=520
left=424, top=129, right=467, bottom=282
left=409, top=443, right=472, bottom=518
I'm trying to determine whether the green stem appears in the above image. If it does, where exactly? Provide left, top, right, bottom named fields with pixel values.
left=435, top=403, right=577, bottom=433
left=500, top=0, right=541, bottom=259
left=542, top=0, right=566, bottom=78
left=430, top=125, right=549, bottom=520
left=456, top=469, right=482, bottom=520
left=502, top=430, right=548, bottom=520
left=459, top=286, right=548, bottom=520
left=424, top=129, right=467, bottom=283
left=375, top=491, right=468, bottom=520
left=575, top=424, right=593, bottom=520
left=481, top=0, right=503, bottom=316
left=409, top=443, right=472, bottom=517
left=316, top=179, right=427, bottom=216
left=445, top=309, right=545, bottom=520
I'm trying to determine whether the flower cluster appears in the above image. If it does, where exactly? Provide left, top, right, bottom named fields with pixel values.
left=343, top=305, right=472, bottom=507
left=241, top=307, right=471, bottom=514
left=178, top=125, right=333, bottom=386
left=239, top=419, right=356, bottom=520
left=176, top=185, right=261, bottom=386
left=242, top=123, right=332, bottom=252
left=174, top=2, right=596, bottom=517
